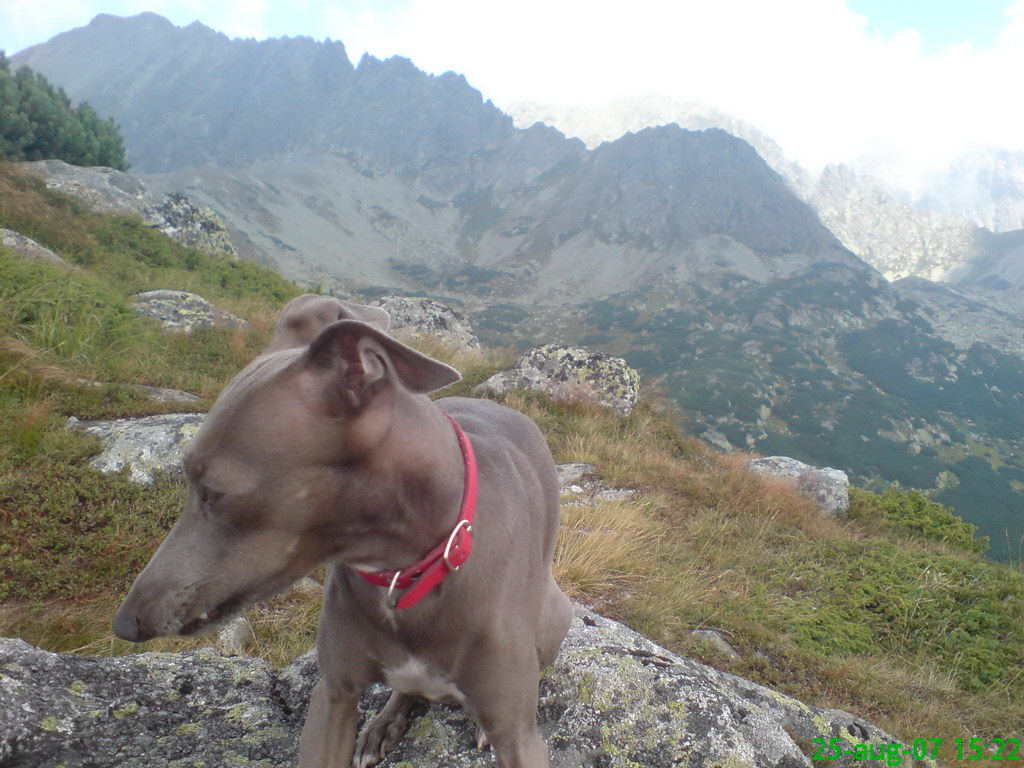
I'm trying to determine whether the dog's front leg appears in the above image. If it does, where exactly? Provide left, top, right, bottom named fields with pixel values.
left=459, top=643, right=550, bottom=768
left=298, top=679, right=361, bottom=768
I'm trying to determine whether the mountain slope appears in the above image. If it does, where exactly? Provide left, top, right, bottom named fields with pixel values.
left=508, top=99, right=1017, bottom=287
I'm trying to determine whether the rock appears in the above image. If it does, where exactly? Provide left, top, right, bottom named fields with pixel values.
left=593, top=488, right=638, bottom=502
left=556, top=463, right=637, bottom=505
left=134, top=384, right=202, bottom=403
left=215, top=616, right=255, bottom=657
left=700, top=428, right=736, bottom=453
left=153, top=193, right=237, bottom=257
left=19, top=160, right=236, bottom=257
left=133, top=290, right=248, bottom=333
left=289, top=577, right=324, bottom=597
left=476, top=344, right=640, bottom=416
left=0, top=638, right=298, bottom=767
left=691, top=628, right=741, bottom=662
left=556, top=463, right=597, bottom=487
left=0, top=606, right=903, bottom=767
left=71, top=413, right=204, bottom=485
left=373, top=296, right=479, bottom=349
left=0, top=228, right=68, bottom=266
left=746, top=455, right=850, bottom=518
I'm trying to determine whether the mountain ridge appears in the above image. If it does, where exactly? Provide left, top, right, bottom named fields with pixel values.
left=512, top=99, right=1024, bottom=315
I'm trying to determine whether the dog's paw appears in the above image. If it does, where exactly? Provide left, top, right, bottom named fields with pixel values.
left=354, top=702, right=413, bottom=768
left=476, top=724, right=491, bottom=751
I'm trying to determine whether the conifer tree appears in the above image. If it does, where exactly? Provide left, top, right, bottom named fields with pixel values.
left=0, top=51, right=128, bottom=170
left=0, top=54, right=32, bottom=158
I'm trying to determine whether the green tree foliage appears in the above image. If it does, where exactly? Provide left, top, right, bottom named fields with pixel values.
left=0, top=52, right=127, bottom=170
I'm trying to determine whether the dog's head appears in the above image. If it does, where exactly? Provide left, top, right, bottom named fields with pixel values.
left=113, top=318, right=459, bottom=642
left=264, top=294, right=391, bottom=353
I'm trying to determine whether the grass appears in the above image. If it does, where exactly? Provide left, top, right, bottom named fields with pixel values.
left=1, top=159, right=1022, bottom=760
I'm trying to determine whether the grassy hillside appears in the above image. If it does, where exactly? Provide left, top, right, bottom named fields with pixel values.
left=1, top=160, right=1022, bottom=761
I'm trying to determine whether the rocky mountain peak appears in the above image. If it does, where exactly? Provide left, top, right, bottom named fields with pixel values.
left=559, top=125, right=845, bottom=259
left=87, top=11, right=177, bottom=34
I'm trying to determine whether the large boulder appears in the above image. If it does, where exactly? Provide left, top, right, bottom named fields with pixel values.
left=19, top=160, right=236, bottom=257
left=1, top=228, right=68, bottom=266
left=373, top=296, right=479, bottom=349
left=133, top=290, right=248, bottom=333
left=746, top=456, right=850, bottom=518
left=153, top=193, right=237, bottom=258
left=69, top=413, right=204, bottom=485
left=476, top=344, right=640, bottom=416
left=0, top=606, right=901, bottom=768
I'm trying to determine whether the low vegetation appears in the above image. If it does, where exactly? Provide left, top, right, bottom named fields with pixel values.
left=570, top=285, right=1024, bottom=562
left=1, top=160, right=1021, bottom=759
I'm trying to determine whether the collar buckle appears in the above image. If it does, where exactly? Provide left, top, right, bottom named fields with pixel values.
left=443, top=519, right=474, bottom=572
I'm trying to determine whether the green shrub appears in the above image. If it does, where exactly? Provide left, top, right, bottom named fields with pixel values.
left=850, top=487, right=988, bottom=555
left=772, top=539, right=1023, bottom=690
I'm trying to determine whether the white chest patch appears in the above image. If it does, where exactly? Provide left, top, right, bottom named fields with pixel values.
left=384, top=657, right=464, bottom=702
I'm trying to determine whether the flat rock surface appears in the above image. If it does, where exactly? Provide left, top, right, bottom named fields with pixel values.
left=133, top=290, right=248, bottom=333
left=70, top=413, right=204, bottom=485
left=1, top=229, right=68, bottom=266
left=0, top=606, right=901, bottom=768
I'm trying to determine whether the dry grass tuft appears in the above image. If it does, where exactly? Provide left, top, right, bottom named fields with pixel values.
left=0, top=336, right=85, bottom=386
left=554, top=497, right=661, bottom=602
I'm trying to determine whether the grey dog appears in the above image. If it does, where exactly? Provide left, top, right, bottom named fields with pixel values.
left=113, top=294, right=573, bottom=767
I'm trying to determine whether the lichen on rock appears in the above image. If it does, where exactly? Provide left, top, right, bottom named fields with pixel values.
left=0, top=606, right=905, bottom=767
left=476, top=344, right=641, bottom=415
left=69, top=412, right=205, bottom=485
left=133, top=290, right=248, bottom=333
left=373, top=296, right=480, bottom=349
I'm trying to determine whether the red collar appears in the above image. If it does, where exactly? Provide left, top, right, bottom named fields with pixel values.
left=355, top=410, right=478, bottom=610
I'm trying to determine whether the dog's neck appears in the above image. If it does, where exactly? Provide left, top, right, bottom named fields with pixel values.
left=341, top=396, right=467, bottom=572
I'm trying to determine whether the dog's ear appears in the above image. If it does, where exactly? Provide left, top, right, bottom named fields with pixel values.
left=338, top=300, right=390, bottom=332
left=267, top=295, right=391, bottom=353
left=306, top=319, right=461, bottom=409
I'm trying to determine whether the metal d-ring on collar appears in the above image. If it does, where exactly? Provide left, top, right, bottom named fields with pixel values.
left=387, top=571, right=402, bottom=608
left=443, top=519, right=474, bottom=572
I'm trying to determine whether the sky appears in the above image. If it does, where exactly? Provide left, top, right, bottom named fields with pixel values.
left=2, top=0, right=1022, bottom=192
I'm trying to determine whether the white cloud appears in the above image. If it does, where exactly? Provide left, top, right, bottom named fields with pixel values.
left=322, top=0, right=1024, bottom=190
left=0, top=0, right=96, bottom=54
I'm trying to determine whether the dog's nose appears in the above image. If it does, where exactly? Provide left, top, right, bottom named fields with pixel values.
left=112, top=607, right=140, bottom=642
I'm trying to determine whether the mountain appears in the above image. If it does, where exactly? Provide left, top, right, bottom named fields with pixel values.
left=13, top=14, right=1024, bottom=558
left=807, top=163, right=984, bottom=281
left=508, top=98, right=1024, bottom=328
left=511, top=97, right=814, bottom=196
left=916, top=147, right=1024, bottom=233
